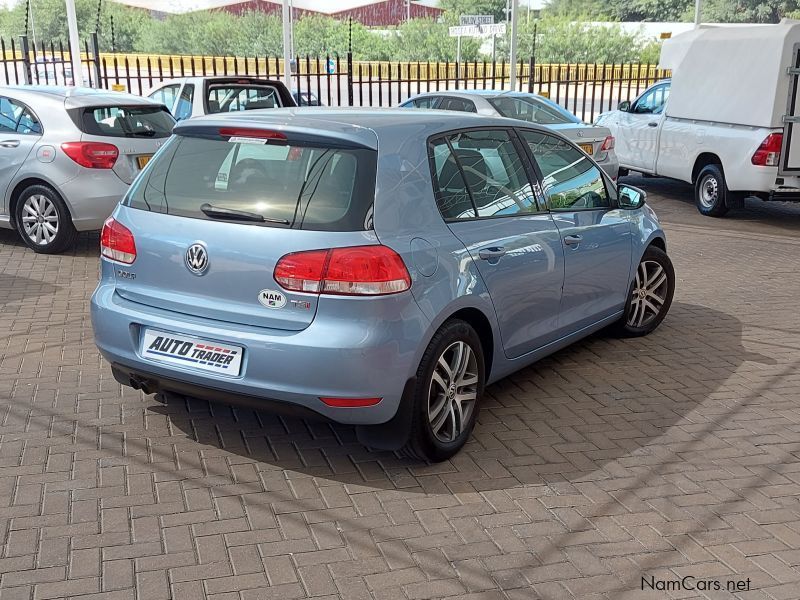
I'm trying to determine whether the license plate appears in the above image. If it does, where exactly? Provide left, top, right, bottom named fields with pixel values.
left=137, top=154, right=153, bottom=169
left=141, top=329, right=243, bottom=376
left=579, top=143, right=594, bottom=155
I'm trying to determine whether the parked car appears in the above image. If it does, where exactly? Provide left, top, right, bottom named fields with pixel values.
left=147, top=77, right=296, bottom=121
left=0, top=86, right=174, bottom=253
left=292, top=91, right=322, bottom=106
left=34, top=58, right=73, bottom=86
left=595, top=22, right=799, bottom=216
left=400, top=90, right=619, bottom=179
left=91, top=109, right=674, bottom=461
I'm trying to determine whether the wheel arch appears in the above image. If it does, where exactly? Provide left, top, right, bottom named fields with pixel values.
left=8, top=177, right=71, bottom=230
left=446, top=306, right=495, bottom=380
left=691, top=152, right=723, bottom=184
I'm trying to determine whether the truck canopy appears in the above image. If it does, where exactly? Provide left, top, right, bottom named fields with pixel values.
left=659, top=19, right=800, bottom=128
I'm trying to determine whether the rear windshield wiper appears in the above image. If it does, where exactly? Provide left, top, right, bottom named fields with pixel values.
left=200, top=203, right=289, bottom=224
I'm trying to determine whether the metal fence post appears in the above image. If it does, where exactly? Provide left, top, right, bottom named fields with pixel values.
left=346, top=18, right=354, bottom=106
left=90, top=32, right=102, bottom=89
left=19, top=35, right=31, bottom=85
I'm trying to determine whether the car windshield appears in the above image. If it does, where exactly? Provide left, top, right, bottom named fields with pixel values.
left=489, top=96, right=580, bottom=125
left=79, top=105, right=175, bottom=138
left=207, top=84, right=283, bottom=113
left=125, top=135, right=377, bottom=231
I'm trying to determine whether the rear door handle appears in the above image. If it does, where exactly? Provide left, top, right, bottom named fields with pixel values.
left=563, top=235, right=583, bottom=246
left=478, top=246, right=507, bottom=260
left=0, top=140, right=20, bottom=148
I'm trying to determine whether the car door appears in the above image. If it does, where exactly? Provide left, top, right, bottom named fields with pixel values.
left=520, top=130, right=633, bottom=334
left=615, top=83, right=669, bottom=172
left=429, top=129, right=565, bottom=359
left=0, top=97, right=42, bottom=210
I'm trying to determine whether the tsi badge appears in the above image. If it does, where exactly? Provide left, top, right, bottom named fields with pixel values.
left=258, top=289, right=287, bottom=309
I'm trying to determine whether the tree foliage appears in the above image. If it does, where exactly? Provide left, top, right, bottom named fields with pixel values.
left=543, top=0, right=799, bottom=22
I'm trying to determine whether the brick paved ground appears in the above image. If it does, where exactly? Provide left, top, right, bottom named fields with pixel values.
left=0, top=179, right=799, bottom=600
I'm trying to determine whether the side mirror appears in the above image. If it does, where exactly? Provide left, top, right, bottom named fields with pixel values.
left=618, top=100, right=631, bottom=112
left=618, top=184, right=646, bottom=210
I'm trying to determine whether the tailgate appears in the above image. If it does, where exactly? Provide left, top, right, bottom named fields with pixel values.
left=781, top=44, right=800, bottom=175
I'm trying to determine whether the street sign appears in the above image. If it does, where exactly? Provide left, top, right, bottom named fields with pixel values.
left=460, top=14, right=494, bottom=26
left=449, top=23, right=506, bottom=37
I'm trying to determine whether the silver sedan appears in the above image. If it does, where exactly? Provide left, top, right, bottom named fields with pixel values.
left=400, top=90, right=620, bottom=179
left=0, top=86, right=174, bottom=253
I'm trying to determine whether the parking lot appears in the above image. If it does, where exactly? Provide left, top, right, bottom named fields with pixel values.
left=0, top=179, right=798, bottom=599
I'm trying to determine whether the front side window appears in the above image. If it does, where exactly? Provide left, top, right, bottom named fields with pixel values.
left=522, top=131, right=609, bottom=211
left=429, top=129, right=540, bottom=220
left=126, top=135, right=376, bottom=232
left=489, top=96, right=579, bottom=125
left=631, top=84, right=670, bottom=115
left=0, top=97, right=42, bottom=134
left=413, top=97, right=439, bottom=109
left=148, top=84, right=180, bottom=111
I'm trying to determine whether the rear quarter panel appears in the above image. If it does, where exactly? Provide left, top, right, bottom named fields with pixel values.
left=656, top=117, right=779, bottom=191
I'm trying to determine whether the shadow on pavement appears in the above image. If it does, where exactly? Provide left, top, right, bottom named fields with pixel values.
left=622, top=175, right=800, bottom=237
left=150, top=301, right=769, bottom=494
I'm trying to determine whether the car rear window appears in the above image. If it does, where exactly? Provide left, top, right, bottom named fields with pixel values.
left=124, top=135, right=377, bottom=232
left=206, top=84, right=283, bottom=113
left=489, top=96, right=580, bottom=125
left=79, top=105, right=174, bottom=138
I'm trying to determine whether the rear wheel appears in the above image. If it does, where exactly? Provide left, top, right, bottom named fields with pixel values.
left=15, top=184, right=78, bottom=254
left=611, top=246, right=675, bottom=337
left=694, top=164, right=731, bottom=217
left=403, top=320, right=485, bottom=462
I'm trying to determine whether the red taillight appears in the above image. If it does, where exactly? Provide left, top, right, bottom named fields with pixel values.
left=320, top=397, right=382, bottom=408
left=100, top=217, right=136, bottom=264
left=600, top=135, right=615, bottom=151
left=61, top=142, right=119, bottom=169
left=751, top=133, right=782, bottom=167
left=274, top=245, right=411, bottom=296
left=219, top=127, right=286, bottom=140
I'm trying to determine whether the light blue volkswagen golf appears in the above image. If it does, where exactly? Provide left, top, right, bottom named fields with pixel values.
left=91, top=109, right=674, bottom=462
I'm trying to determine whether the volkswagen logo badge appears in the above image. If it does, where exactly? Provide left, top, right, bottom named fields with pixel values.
left=185, top=243, right=209, bottom=275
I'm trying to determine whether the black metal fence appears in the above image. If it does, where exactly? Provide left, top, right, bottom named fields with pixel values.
left=2, top=35, right=670, bottom=123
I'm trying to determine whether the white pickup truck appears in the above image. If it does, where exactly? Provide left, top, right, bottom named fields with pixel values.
left=596, top=20, right=800, bottom=217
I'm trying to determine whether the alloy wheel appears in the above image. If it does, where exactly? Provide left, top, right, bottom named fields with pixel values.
left=21, top=194, right=59, bottom=246
left=698, top=174, right=719, bottom=209
left=427, top=341, right=478, bottom=443
left=627, top=259, right=669, bottom=328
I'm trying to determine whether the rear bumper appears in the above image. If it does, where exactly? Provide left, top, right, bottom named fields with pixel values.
left=91, top=282, right=429, bottom=425
left=595, top=153, right=620, bottom=180
left=59, top=172, right=129, bottom=231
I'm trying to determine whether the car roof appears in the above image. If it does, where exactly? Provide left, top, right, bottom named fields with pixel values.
left=0, top=85, right=161, bottom=108
left=174, top=107, right=550, bottom=150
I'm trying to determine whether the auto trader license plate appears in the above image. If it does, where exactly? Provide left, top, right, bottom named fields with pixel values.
left=579, top=143, right=593, bottom=155
left=141, top=329, right=243, bottom=376
left=137, top=154, right=153, bottom=169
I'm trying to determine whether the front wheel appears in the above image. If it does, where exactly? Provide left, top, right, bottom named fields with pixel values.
left=15, top=184, right=78, bottom=254
left=611, top=246, right=675, bottom=337
left=403, top=320, right=485, bottom=462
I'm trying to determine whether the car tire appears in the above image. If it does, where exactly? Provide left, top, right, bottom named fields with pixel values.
left=403, top=319, right=485, bottom=462
left=14, top=184, right=78, bottom=254
left=694, top=164, right=730, bottom=217
left=617, top=167, right=630, bottom=178
left=611, top=245, right=675, bottom=338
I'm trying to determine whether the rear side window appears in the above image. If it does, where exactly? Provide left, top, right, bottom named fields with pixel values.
left=489, top=96, right=579, bottom=125
left=437, top=97, right=477, bottom=113
left=207, top=84, right=283, bottom=113
left=79, top=106, right=175, bottom=138
left=125, top=135, right=376, bottom=232
left=429, top=129, right=540, bottom=220
left=0, top=97, right=42, bottom=135
left=174, top=85, right=194, bottom=121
